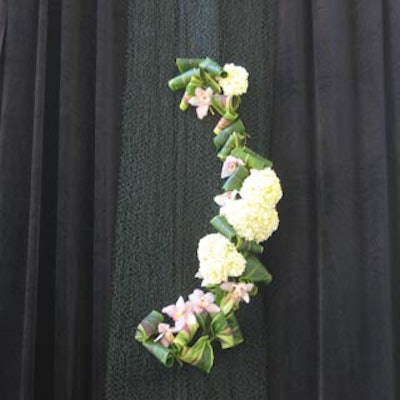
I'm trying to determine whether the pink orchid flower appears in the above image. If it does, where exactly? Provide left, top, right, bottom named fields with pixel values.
left=155, top=323, right=178, bottom=347
left=214, top=190, right=239, bottom=207
left=188, top=289, right=220, bottom=314
left=162, top=296, right=197, bottom=331
left=188, top=87, right=213, bottom=119
left=221, top=156, right=245, bottom=179
left=220, top=281, right=254, bottom=305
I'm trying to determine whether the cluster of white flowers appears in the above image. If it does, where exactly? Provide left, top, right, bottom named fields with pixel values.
left=196, top=233, right=247, bottom=286
left=222, top=167, right=282, bottom=243
left=240, top=168, right=282, bottom=207
left=218, top=64, right=249, bottom=96
left=223, top=199, right=279, bottom=243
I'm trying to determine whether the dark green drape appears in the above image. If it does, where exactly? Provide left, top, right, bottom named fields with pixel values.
left=106, top=1, right=276, bottom=399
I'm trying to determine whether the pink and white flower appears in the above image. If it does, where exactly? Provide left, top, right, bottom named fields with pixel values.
left=155, top=323, right=178, bottom=347
left=188, top=87, right=213, bottom=119
left=221, top=156, right=245, bottom=179
left=188, top=289, right=220, bottom=314
left=162, top=296, right=197, bottom=331
left=214, top=190, right=239, bottom=215
left=220, top=281, right=254, bottom=305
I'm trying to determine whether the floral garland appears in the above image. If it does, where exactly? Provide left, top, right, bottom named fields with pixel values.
left=135, top=57, right=282, bottom=373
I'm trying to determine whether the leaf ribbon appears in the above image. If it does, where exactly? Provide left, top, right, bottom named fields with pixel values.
left=211, top=312, right=244, bottom=349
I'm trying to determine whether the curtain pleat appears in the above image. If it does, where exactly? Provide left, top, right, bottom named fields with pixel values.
left=269, top=1, right=400, bottom=399
left=0, top=1, right=127, bottom=399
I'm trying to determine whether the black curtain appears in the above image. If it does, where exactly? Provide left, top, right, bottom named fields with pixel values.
left=0, top=0, right=127, bottom=399
left=1, top=1, right=399, bottom=400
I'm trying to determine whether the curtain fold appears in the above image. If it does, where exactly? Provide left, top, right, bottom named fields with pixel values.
left=268, top=1, right=400, bottom=399
left=0, top=1, right=127, bottom=399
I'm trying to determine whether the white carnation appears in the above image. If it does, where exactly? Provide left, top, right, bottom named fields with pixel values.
left=240, top=167, right=283, bottom=208
left=218, top=64, right=249, bottom=96
left=223, top=199, right=280, bottom=243
left=196, top=233, right=246, bottom=286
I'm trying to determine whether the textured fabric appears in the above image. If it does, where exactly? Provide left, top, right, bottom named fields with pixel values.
left=0, top=0, right=127, bottom=399
left=106, top=1, right=276, bottom=400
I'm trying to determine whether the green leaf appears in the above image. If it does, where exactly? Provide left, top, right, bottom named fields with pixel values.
left=172, top=322, right=199, bottom=350
left=235, top=237, right=264, bottom=255
left=179, top=336, right=214, bottom=373
left=199, top=57, right=224, bottom=77
left=243, top=255, right=273, bottom=283
left=176, top=58, right=203, bottom=73
left=217, top=131, right=246, bottom=161
left=135, top=310, right=164, bottom=342
left=141, top=340, right=175, bottom=368
left=222, top=165, right=249, bottom=191
left=211, top=312, right=244, bottom=349
left=168, top=68, right=200, bottom=91
left=210, top=215, right=236, bottom=240
left=213, top=119, right=245, bottom=149
left=230, top=146, right=273, bottom=169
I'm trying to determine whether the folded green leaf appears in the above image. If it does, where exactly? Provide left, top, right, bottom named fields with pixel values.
left=168, top=68, right=200, bottom=91
left=200, top=69, right=221, bottom=93
left=141, top=340, right=175, bottom=368
left=210, top=215, right=236, bottom=240
left=172, top=322, right=199, bottom=350
left=243, top=255, right=273, bottom=283
left=199, top=57, right=224, bottom=77
left=230, top=146, right=273, bottom=169
left=217, top=131, right=246, bottom=160
left=222, top=165, right=249, bottom=191
left=213, top=119, right=246, bottom=149
left=135, top=310, right=164, bottom=342
left=236, top=237, right=264, bottom=255
left=179, top=336, right=214, bottom=373
left=211, top=312, right=244, bottom=349
left=176, top=58, right=203, bottom=73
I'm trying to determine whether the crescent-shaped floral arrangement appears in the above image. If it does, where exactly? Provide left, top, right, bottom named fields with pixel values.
left=135, top=57, right=282, bottom=373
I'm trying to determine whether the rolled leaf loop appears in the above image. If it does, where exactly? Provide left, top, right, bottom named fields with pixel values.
left=236, top=238, right=264, bottom=255
left=211, top=312, right=244, bottom=349
left=135, top=310, right=164, bottom=342
left=199, top=57, right=224, bottom=77
left=172, top=322, right=199, bottom=351
left=179, top=336, right=214, bottom=373
left=213, top=119, right=246, bottom=149
left=217, top=131, right=246, bottom=161
left=141, top=340, right=175, bottom=368
left=214, top=113, right=238, bottom=135
left=168, top=68, right=200, bottom=91
left=230, top=146, right=273, bottom=169
left=210, top=215, right=236, bottom=240
left=243, top=255, right=273, bottom=283
left=222, top=165, right=249, bottom=191
left=200, top=69, right=221, bottom=93
left=176, top=58, right=203, bottom=73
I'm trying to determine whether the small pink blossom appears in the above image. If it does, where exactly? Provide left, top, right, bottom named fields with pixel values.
left=188, top=289, right=220, bottom=314
left=188, top=87, right=213, bottom=119
left=221, top=156, right=245, bottom=179
left=220, top=281, right=254, bottom=305
left=214, top=190, right=239, bottom=206
left=214, top=190, right=239, bottom=215
left=155, top=323, right=178, bottom=347
left=162, top=296, right=197, bottom=331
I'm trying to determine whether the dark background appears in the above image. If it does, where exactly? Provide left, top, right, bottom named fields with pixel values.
left=0, top=1, right=399, bottom=400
